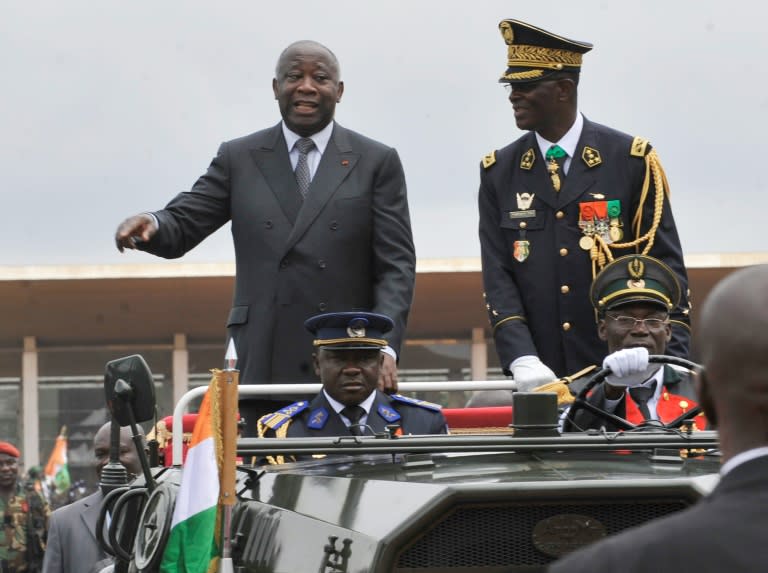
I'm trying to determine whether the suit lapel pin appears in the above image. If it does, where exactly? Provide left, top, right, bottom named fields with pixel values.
left=341, top=159, right=349, bottom=166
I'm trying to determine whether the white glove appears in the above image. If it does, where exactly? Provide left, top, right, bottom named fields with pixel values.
left=511, top=355, right=557, bottom=392
left=602, top=347, right=649, bottom=377
left=603, top=347, right=661, bottom=388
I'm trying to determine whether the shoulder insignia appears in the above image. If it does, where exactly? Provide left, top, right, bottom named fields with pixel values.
left=482, top=150, right=497, bottom=169
left=258, top=400, right=309, bottom=431
left=581, top=146, right=602, bottom=168
left=377, top=404, right=402, bottom=423
left=630, top=136, right=650, bottom=157
left=520, top=148, right=535, bottom=170
left=307, top=407, right=329, bottom=430
left=391, top=394, right=442, bottom=412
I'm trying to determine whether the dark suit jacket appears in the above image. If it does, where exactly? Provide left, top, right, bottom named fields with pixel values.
left=140, top=122, right=415, bottom=392
left=261, top=390, right=448, bottom=438
left=548, top=455, right=768, bottom=573
left=42, top=491, right=108, bottom=573
left=479, top=118, right=690, bottom=377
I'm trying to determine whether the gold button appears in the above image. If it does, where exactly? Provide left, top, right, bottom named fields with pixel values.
left=519, top=221, right=527, bottom=229
left=556, top=211, right=565, bottom=219
left=559, top=248, right=568, bottom=256
left=561, top=285, right=570, bottom=294
left=562, top=322, right=571, bottom=331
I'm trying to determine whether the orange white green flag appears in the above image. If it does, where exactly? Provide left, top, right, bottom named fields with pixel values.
left=44, top=427, right=70, bottom=494
left=160, top=378, right=222, bottom=573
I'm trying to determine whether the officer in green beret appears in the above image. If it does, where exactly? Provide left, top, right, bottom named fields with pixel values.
left=0, top=442, right=49, bottom=573
left=563, top=255, right=706, bottom=431
left=479, top=19, right=691, bottom=392
left=257, top=311, right=447, bottom=447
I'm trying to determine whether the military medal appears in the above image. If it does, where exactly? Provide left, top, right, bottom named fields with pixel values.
left=547, top=161, right=561, bottom=192
left=607, top=200, right=623, bottom=242
left=579, top=235, right=594, bottom=250
left=578, top=202, right=596, bottom=249
left=545, top=145, right=567, bottom=192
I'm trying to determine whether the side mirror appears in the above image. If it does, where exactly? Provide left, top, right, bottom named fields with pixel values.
left=104, top=355, right=156, bottom=425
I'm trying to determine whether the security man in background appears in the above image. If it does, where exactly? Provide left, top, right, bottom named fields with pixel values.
left=0, top=442, right=49, bottom=573
left=43, top=422, right=144, bottom=573
left=479, top=19, right=691, bottom=391
left=257, top=311, right=448, bottom=441
left=563, top=255, right=706, bottom=431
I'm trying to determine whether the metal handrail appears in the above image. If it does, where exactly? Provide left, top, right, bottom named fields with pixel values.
left=172, top=379, right=518, bottom=463
left=237, top=431, right=720, bottom=456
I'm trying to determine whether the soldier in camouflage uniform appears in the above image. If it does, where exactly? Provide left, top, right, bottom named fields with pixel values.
left=0, top=442, right=49, bottom=573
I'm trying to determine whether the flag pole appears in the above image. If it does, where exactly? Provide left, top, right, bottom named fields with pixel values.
left=218, top=338, right=239, bottom=573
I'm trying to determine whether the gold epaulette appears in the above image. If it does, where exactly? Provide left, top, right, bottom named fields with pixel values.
left=630, top=136, right=650, bottom=157
left=482, top=150, right=497, bottom=169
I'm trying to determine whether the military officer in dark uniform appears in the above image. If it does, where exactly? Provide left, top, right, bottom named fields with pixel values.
left=257, top=311, right=448, bottom=441
left=479, top=19, right=691, bottom=391
left=563, top=255, right=706, bottom=431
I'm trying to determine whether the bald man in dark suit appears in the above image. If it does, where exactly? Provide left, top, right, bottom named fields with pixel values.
left=43, top=423, right=143, bottom=573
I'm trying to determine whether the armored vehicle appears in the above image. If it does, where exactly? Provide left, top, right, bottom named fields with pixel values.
left=98, top=355, right=719, bottom=573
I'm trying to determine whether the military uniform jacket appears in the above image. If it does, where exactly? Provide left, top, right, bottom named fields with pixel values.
left=479, top=118, right=690, bottom=377
left=568, top=365, right=706, bottom=431
left=548, top=455, right=768, bottom=573
left=260, top=390, right=448, bottom=438
left=0, top=484, right=49, bottom=572
left=140, top=122, right=415, bottom=393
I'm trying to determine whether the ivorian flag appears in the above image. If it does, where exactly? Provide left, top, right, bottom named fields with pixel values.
left=161, top=368, right=237, bottom=573
left=44, top=427, right=70, bottom=494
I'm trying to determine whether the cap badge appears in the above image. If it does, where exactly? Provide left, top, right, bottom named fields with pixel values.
left=347, top=319, right=367, bottom=338
left=627, top=258, right=646, bottom=288
left=628, top=258, right=645, bottom=279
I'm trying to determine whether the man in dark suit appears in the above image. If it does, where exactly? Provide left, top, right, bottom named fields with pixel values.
left=549, top=264, right=768, bottom=572
left=257, top=311, right=447, bottom=442
left=42, top=422, right=143, bottom=573
left=479, top=20, right=690, bottom=391
left=563, top=255, right=706, bottom=431
left=114, top=40, right=415, bottom=424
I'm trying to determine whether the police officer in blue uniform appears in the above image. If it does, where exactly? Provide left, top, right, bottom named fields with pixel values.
left=257, top=311, right=448, bottom=439
left=479, top=19, right=691, bottom=391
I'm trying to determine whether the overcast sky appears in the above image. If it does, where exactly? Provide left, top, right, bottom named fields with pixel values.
left=3, top=0, right=765, bottom=266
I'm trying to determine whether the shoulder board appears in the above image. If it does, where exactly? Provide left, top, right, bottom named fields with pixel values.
left=258, top=400, right=309, bottom=431
left=482, top=150, right=497, bottom=169
left=630, top=136, right=651, bottom=157
left=391, top=394, right=442, bottom=412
